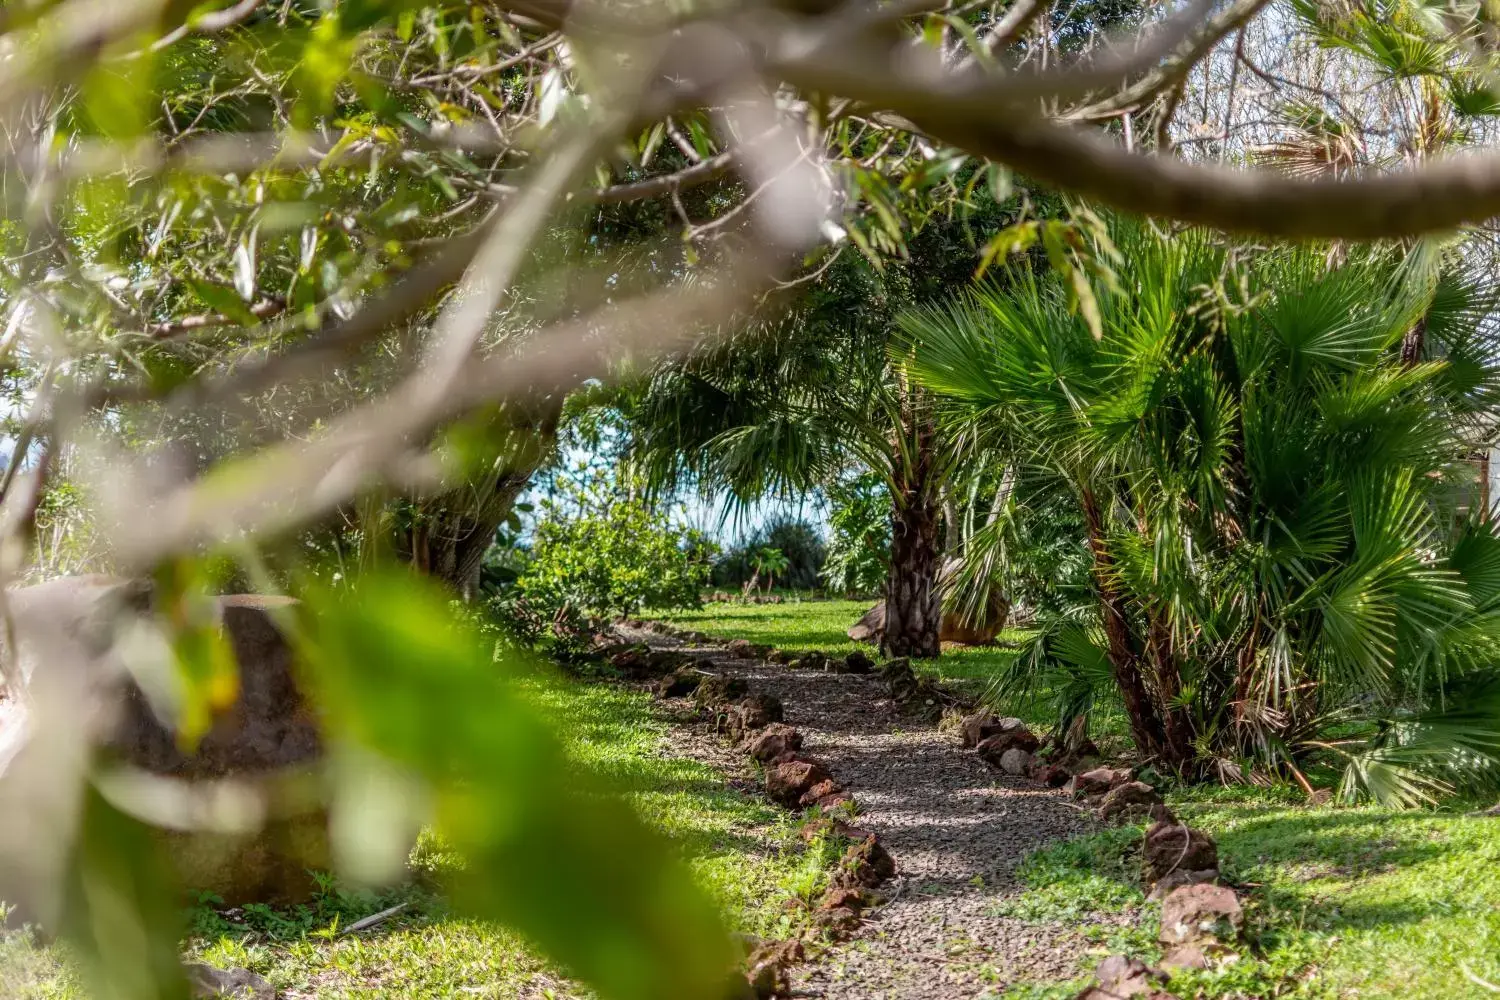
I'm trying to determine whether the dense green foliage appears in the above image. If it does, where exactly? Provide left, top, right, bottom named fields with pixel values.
left=821, top=474, right=891, bottom=596
left=518, top=478, right=711, bottom=617
left=711, top=516, right=827, bottom=592
left=905, top=224, right=1500, bottom=800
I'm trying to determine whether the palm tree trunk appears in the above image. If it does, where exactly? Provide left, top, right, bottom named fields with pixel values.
left=882, top=406, right=942, bottom=659
left=883, top=491, right=941, bottom=658
left=1080, top=486, right=1170, bottom=761
left=1400, top=316, right=1426, bottom=367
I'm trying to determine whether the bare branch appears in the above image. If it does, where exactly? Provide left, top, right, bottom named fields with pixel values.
left=109, top=245, right=789, bottom=568
left=780, top=52, right=1500, bottom=238
left=142, top=298, right=286, bottom=340
left=143, top=0, right=268, bottom=54
left=1065, top=0, right=1271, bottom=119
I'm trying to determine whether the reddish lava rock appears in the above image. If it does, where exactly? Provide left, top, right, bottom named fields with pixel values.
left=1158, top=883, right=1243, bottom=947
left=841, top=834, right=896, bottom=887
left=651, top=667, right=702, bottom=699
left=1148, top=868, right=1220, bottom=901
left=728, top=693, right=784, bottom=738
left=818, top=886, right=871, bottom=912
left=742, top=938, right=804, bottom=999
left=694, top=674, right=750, bottom=709
left=798, top=778, right=845, bottom=808
left=1070, top=765, right=1131, bottom=798
left=1096, top=780, right=1163, bottom=824
left=975, top=721, right=1041, bottom=765
left=841, top=651, right=876, bottom=674
left=1144, top=818, right=1219, bottom=883
left=960, top=710, right=1003, bottom=748
left=814, top=790, right=855, bottom=811
left=1032, top=763, right=1072, bottom=788
left=726, top=639, right=771, bottom=660
left=1073, top=955, right=1170, bottom=999
left=746, top=724, right=802, bottom=763
left=765, top=758, right=833, bottom=808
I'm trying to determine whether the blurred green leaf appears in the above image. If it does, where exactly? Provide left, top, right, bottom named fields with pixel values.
left=185, top=279, right=258, bottom=326
left=61, top=788, right=190, bottom=1000
left=297, top=570, right=737, bottom=1000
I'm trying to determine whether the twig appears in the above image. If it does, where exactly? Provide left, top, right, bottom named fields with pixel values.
left=1463, top=964, right=1500, bottom=994
left=339, top=902, right=410, bottom=936
left=787, top=55, right=1500, bottom=238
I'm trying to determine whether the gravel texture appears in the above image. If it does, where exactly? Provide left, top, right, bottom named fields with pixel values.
left=619, top=626, right=1093, bottom=999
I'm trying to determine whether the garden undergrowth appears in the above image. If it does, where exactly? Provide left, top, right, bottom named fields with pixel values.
left=1, top=670, right=833, bottom=999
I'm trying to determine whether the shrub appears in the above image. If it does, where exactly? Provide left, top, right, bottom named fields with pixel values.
left=821, top=474, right=888, bottom=597
left=518, top=479, right=712, bottom=617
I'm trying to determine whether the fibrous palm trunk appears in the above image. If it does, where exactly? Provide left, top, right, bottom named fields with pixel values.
left=1080, top=485, right=1171, bottom=762
left=881, top=398, right=942, bottom=659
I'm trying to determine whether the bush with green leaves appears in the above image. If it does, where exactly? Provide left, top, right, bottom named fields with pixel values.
left=518, top=479, right=712, bottom=617
left=821, top=474, right=890, bottom=597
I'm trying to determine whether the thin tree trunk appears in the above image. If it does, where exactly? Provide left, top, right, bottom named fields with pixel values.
left=398, top=403, right=561, bottom=599
left=401, top=470, right=533, bottom=600
left=1080, top=485, right=1169, bottom=760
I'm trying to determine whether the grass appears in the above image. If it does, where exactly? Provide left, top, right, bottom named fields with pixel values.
left=667, top=601, right=1500, bottom=1000
left=990, top=783, right=1500, bottom=999
left=665, top=598, right=1034, bottom=690
left=0, top=672, right=831, bottom=999
left=664, top=599, right=1136, bottom=745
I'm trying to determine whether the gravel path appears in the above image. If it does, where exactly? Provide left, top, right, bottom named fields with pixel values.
left=618, top=627, right=1093, bottom=1000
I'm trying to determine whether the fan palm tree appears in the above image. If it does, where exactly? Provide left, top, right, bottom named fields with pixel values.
left=619, top=245, right=968, bottom=657
left=751, top=547, right=791, bottom=594
left=902, top=222, right=1500, bottom=801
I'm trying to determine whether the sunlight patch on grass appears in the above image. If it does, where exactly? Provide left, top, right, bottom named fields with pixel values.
left=994, top=781, right=1500, bottom=999
left=1, top=673, right=817, bottom=999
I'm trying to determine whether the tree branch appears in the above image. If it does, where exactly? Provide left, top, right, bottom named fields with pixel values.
left=778, top=53, right=1500, bottom=238
left=1065, top=0, right=1271, bottom=119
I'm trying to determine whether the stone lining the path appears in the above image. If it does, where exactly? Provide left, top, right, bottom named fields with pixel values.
left=612, top=621, right=1095, bottom=999
left=622, top=620, right=1248, bottom=1000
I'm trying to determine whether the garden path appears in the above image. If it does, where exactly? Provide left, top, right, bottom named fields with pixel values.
left=616, top=625, right=1096, bottom=1000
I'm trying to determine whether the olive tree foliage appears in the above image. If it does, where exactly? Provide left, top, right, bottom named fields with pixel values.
left=3, top=0, right=1500, bottom=996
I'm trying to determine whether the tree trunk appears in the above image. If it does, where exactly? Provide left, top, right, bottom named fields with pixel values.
left=398, top=405, right=561, bottom=599
left=401, top=470, right=533, bottom=600
left=1400, top=316, right=1426, bottom=367
left=881, top=398, right=942, bottom=659
left=883, top=491, right=941, bottom=658
left=1080, top=485, right=1170, bottom=761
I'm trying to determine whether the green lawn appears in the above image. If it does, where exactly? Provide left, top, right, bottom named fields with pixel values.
left=0, top=673, right=832, bottom=999
left=996, top=785, right=1500, bottom=999
left=667, top=601, right=1500, bottom=999
left=666, top=598, right=1033, bottom=690
left=665, top=600, right=1136, bottom=746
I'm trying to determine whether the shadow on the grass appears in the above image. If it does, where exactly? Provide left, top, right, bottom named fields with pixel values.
left=1008, top=801, right=1487, bottom=938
